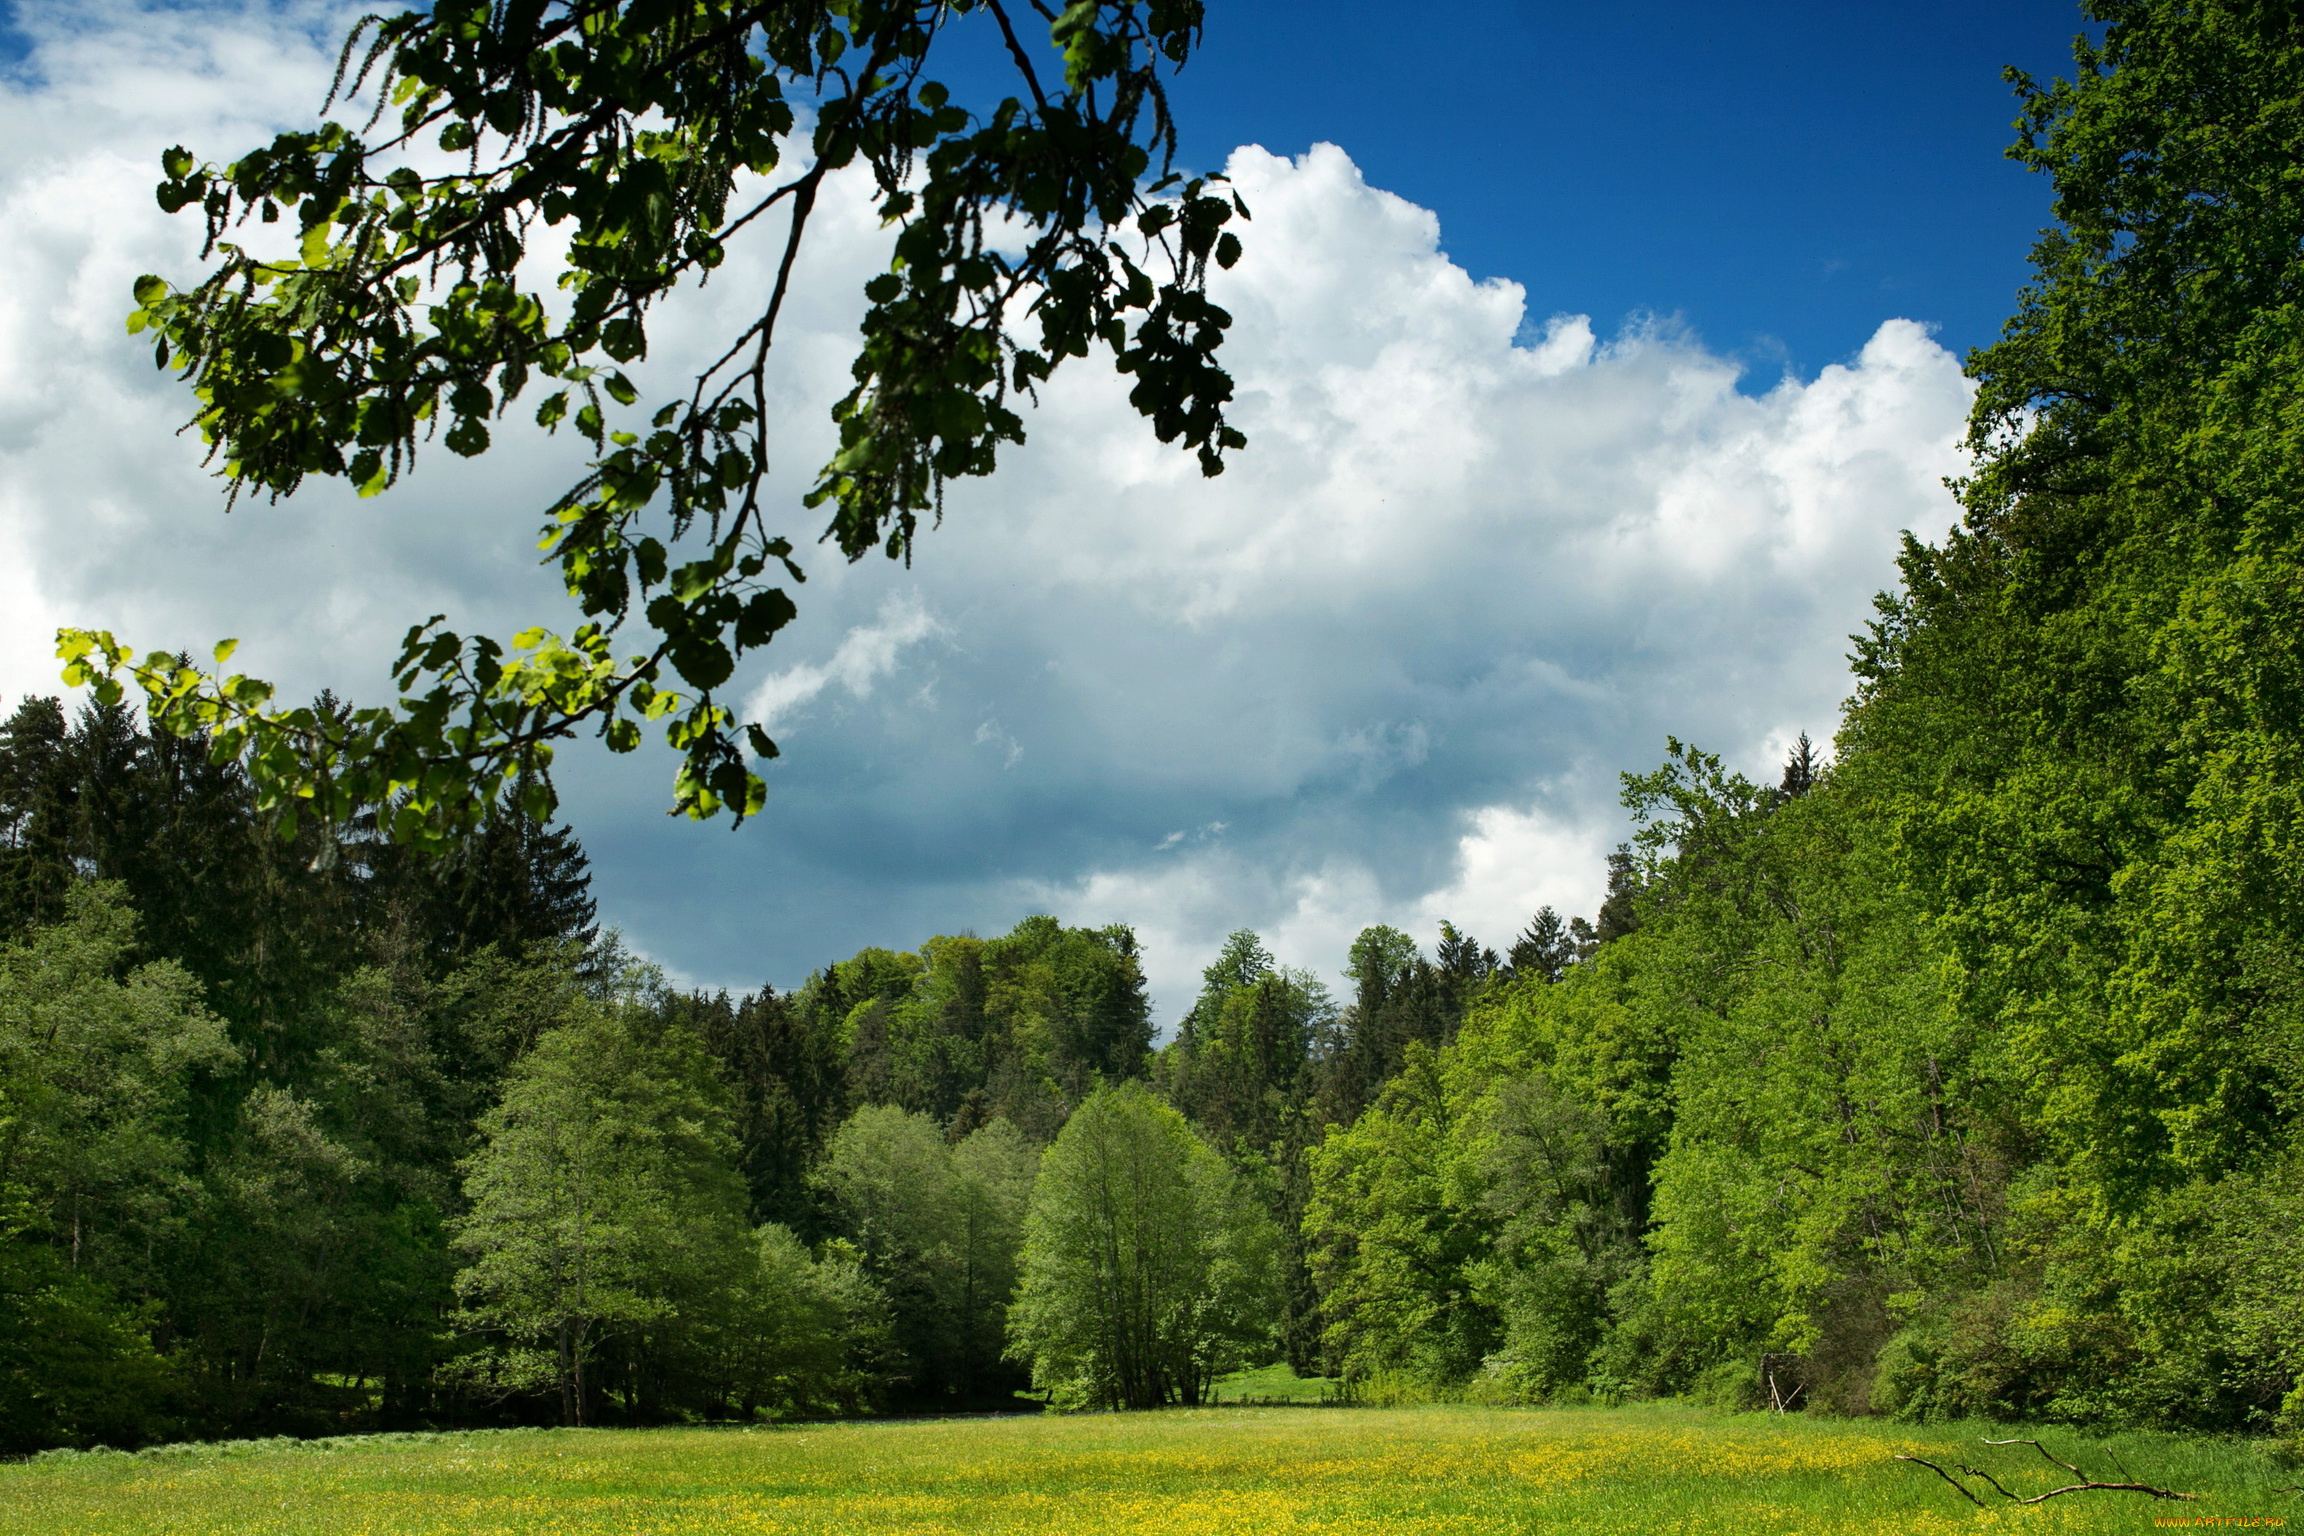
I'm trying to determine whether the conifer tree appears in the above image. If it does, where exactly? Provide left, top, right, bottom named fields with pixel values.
left=1507, top=907, right=1576, bottom=984
left=0, top=698, right=72, bottom=933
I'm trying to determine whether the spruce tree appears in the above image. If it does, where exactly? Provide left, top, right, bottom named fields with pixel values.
left=0, top=698, right=72, bottom=933
left=1508, top=907, right=1577, bottom=984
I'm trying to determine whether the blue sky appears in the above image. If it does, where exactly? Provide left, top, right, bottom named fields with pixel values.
left=1176, top=0, right=2084, bottom=375
left=899, top=0, right=2086, bottom=374
left=0, top=1, right=2083, bottom=1016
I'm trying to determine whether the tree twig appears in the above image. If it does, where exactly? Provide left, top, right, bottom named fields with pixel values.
left=1895, top=1454, right=1984, bottom=1508
left=1981, top=1437, right=2084, bottom=1477
left=2011, top=1481, right=2197, bottom=1505
left=1956, top=1463, right=2022, bottom=1501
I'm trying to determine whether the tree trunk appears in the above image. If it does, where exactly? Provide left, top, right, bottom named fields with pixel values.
left=573, top=1327, right=588, bottom=1427
left=557, top=1318, right=579, bottom=1427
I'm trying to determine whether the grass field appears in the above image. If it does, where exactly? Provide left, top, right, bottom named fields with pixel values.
left=2, top=1404, right=2293, bottom=1535
left=1208, top=1363, right=1342, bottom=1404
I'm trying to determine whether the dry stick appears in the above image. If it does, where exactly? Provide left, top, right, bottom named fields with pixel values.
left=1957, top=1463, right=2024, bottom=1502
left=1982, top=1438, right=2086, bottom=1476
left=1984, top=1436, right=2194, bottom=1499
left=2011, top=1481, right=2197, bottom=1505
left=1895, top=1455, right=1985, bottom=1508
left=1899, top=1438, right=2198, bottom=1506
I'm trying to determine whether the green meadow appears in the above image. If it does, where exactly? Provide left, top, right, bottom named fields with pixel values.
left=2, top=1405, right=2291, bottom=1536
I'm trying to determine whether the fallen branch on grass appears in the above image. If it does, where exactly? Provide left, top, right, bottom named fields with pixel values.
left=1897, top=1436, right=2197, bottom=1507
left=1893, top=1455, right=1984, bottom=1508
left=1954, top=1462, right=2023, bottom=1501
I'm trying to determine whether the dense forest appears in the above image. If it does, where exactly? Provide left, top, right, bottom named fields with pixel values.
left=5, top=0, right=2303, bottom=1455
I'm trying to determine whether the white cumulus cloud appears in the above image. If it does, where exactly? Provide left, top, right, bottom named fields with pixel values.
left=0, top=9, right=1975, bottom=1019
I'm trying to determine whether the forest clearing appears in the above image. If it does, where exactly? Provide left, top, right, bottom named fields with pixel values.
left=8, top=0, right=2304, bottom=1524
left=0, top=1403, right=2290, bottom=1536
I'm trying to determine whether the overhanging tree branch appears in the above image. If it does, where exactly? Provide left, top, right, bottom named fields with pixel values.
left=65, top=0, right=1249, bottom=851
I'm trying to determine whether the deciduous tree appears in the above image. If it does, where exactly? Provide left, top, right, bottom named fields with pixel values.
left=1009, top=1079, right=1275, bottom=1408
left=452, top=994, right=750, bottom=1424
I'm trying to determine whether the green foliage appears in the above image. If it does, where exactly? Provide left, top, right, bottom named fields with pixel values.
left=703, top=1223, right=889, bottom=1418
left=0, top=694, right=932, bottom=1437
left=1160, top=948, right=1328, bottom=1151
left=451, top=994, right=751, bottom=1424
left=1832, top=0, right=2304, bottom=1429
left=0, top=890, right=227, bottom=1453
left=0, top=697, right=72, bottom=931
left=1631, top=750, right=2008, bottom=1413
left=67, top=0, right=1250, bottom=845
left=1318, top=921, right=1494, bottom=1124
left=0, top=885, right=237, bottom=1268
left=1152, top=932, right=1339, bottom=1370
left=1475, top=1073, right=1641, bottom=1402
left=2214, top=1149, right=2304, bottom=1444
left=1303, top=925, right=1666, bottom=1402
left=1010, top=1080, right=1277, bottom=1408
left=830, top=915, right=1152, bottom=1137
left=673, top=985, right=850, bottom=1235
left=388, top=778, right=600, bottom=962
left=1304, top=1044, right=1497, bottom=1389
left=0, top=1240, right=181, bottom=1455
left=1303, top=753, right=2008, bottom=1412
left=1505, top=906, right=1577, bottom=986
left=815, top=1105, right=1034, bottom=1403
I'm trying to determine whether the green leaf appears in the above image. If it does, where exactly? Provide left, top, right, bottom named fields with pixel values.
left=602, top=318, right=644, bottom=363
left=735, top=588, right=797, bottom=648
left=444, top=416, right=491, bottom=456
left=668, top=635, right=733, bottom=690
left=353, top=450, right=388, bottom=496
